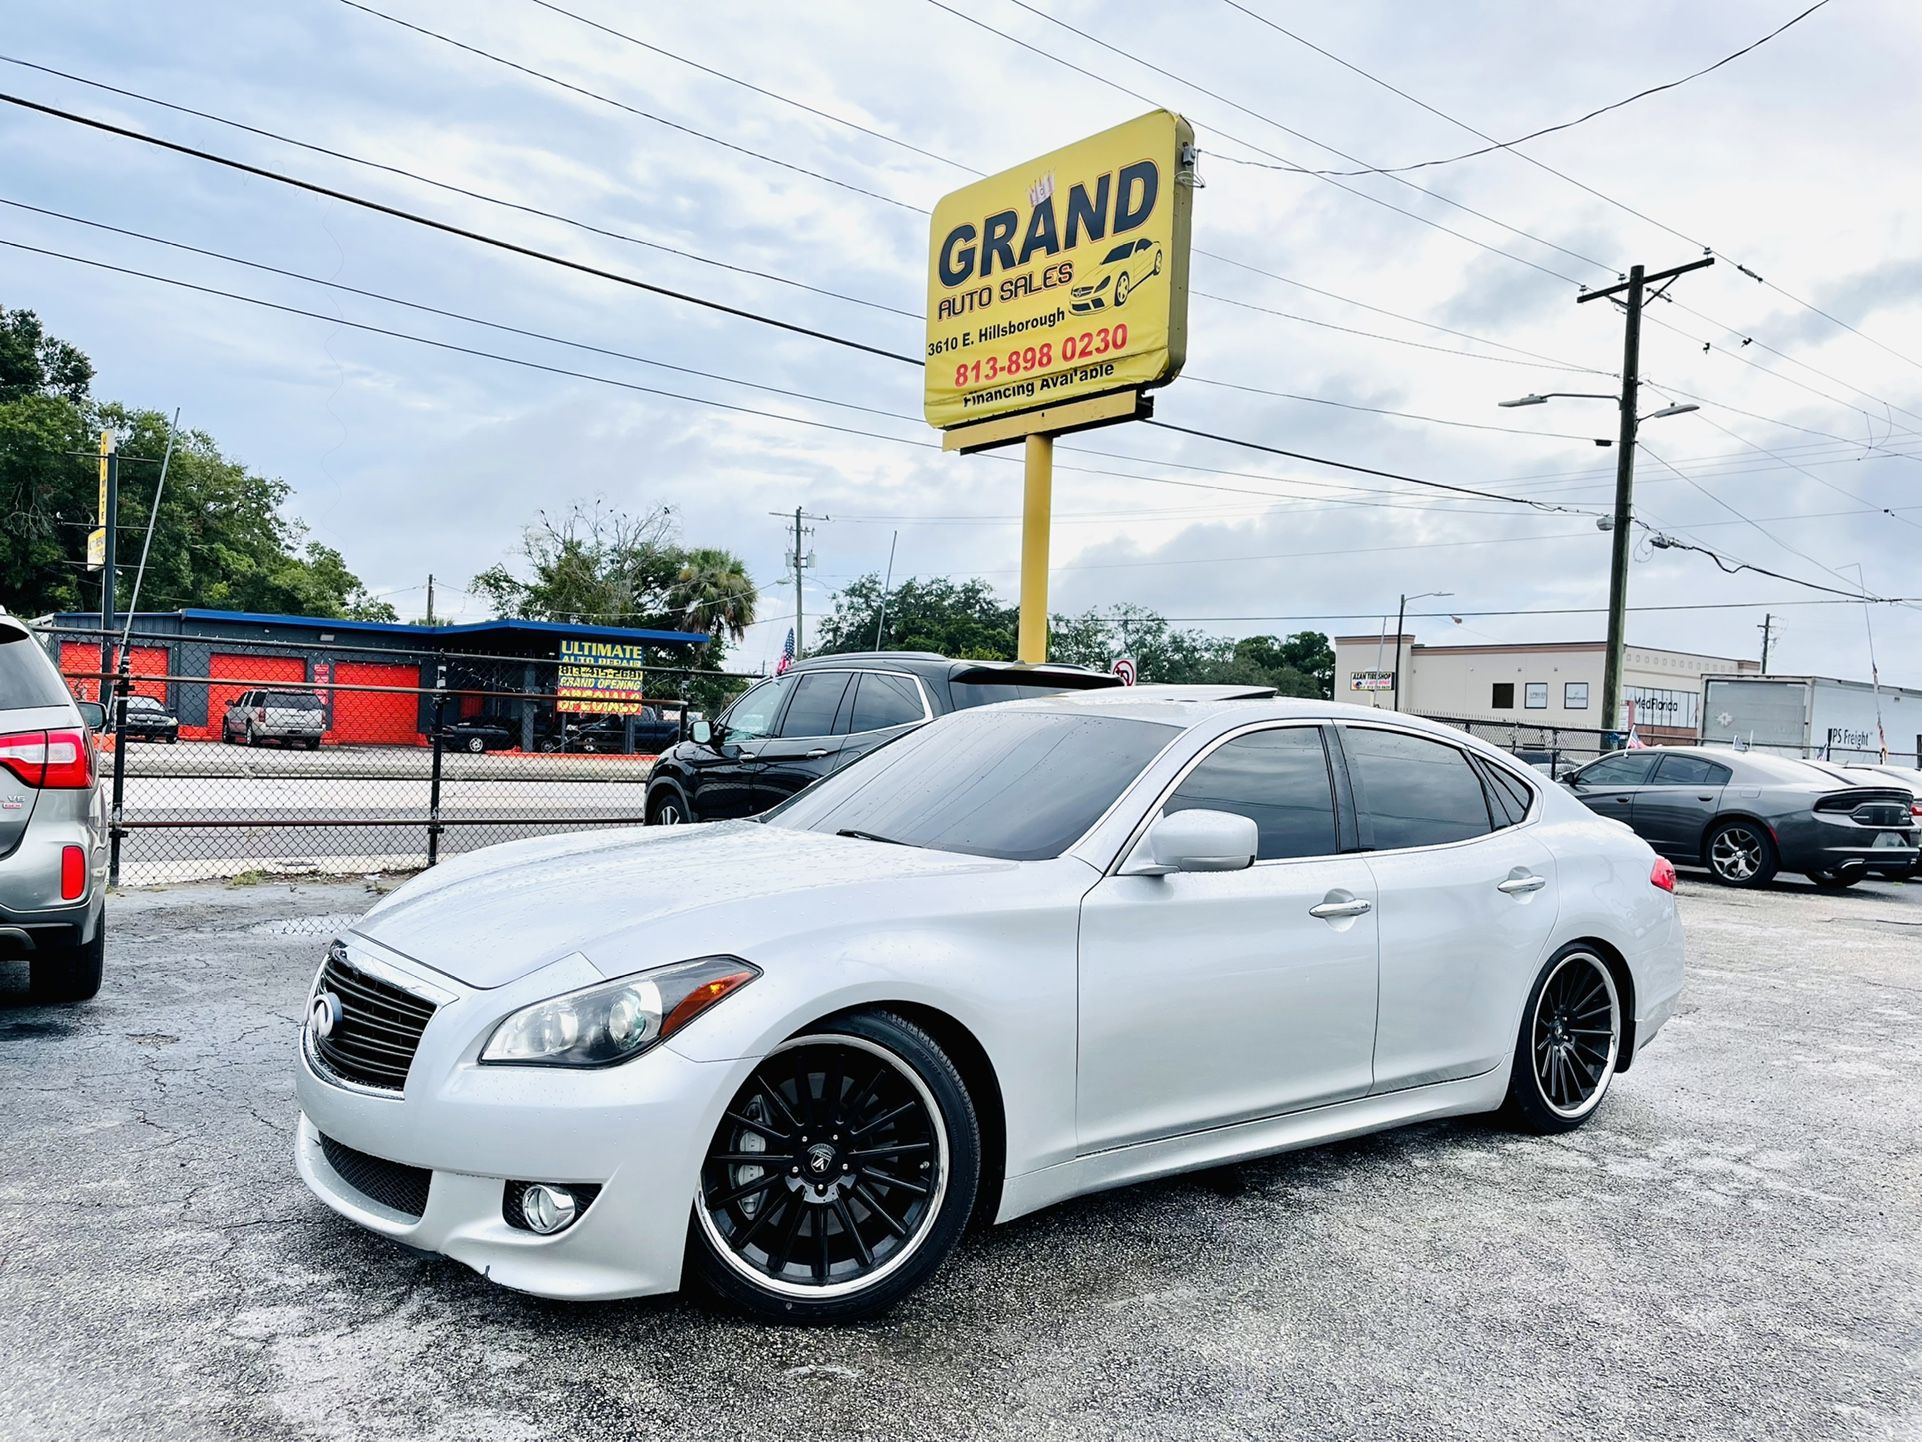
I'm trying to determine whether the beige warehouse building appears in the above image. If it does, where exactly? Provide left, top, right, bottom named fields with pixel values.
left=1333, top=634, right=1761, bottom=742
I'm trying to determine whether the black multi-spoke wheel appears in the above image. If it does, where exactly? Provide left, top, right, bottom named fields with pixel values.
left=689, top=1011, right=979, bottom=1322
left=1503, top=947, right=1623, bottom=1134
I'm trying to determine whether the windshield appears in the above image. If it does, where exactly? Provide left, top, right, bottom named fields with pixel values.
left=765, top=709, right=1176, bottom=861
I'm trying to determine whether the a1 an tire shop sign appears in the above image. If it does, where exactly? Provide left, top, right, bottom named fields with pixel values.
left=556, top=639, right=647, bottom=715
left=924, top=109, right=1195, bottom=430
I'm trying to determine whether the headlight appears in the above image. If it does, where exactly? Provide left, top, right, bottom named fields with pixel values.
left=479, top=956, right=760, bottom=1067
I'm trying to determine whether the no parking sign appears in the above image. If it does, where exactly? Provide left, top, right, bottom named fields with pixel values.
left=1112, top=657, right=1137, bottom=686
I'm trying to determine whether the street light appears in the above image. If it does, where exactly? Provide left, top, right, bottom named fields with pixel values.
left=1494, top=383, right=1701, bottom=739
left=1391, top=591, right=1452, bottom=711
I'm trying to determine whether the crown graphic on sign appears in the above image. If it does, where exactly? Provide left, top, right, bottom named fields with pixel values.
left=1027, top=171, right=1054, bottom=208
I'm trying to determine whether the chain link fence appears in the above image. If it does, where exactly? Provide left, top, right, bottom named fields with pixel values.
left=1418, top=711, right=1844, bottom=779
left=47, top=625, right=754, bottom=885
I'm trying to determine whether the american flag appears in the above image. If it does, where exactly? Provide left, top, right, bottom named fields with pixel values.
left=775, top=627, right=795, bottom=675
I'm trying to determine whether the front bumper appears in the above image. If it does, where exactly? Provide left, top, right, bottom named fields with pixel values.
left=293, top=944, right=755, bottom=1300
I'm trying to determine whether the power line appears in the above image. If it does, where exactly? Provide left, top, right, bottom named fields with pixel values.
left=1209, top=4, right=1922, bottom=399
left=927, top=0, right=1593, bottom=286
left=1143, top=597, right=1922, bottom=623
left=522, top=0, right=971, bottom=173
left=1, top=232, right=1613, bottom=527
left=0, top=196, right=917, bottom=425
left=0, top=56, right=919, bottom=322
left=1184, top=374, right=1601, bottom=441
left=0, top=89, right=922, bottom=368
left=336, top=0, right=923, bottom=213
left=1218, top=0, right=1833, bottom=178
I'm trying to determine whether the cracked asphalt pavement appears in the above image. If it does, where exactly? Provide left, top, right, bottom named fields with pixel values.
left=3, top=874, right=1919, bottom=1441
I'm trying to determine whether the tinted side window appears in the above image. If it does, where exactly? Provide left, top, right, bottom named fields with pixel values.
left=1479, top=759, right=1534, bottom=827
left=847, top=673, right=923, bottom=733
left=0, top=632, right=72, bottom=709
left=1165, top=727, right=1337, bottom=861
left=1579, top=752, right=1660, bottom=786
left=1343, top=728, right=1493, bottom=850
left=1653, top=754, right=1731, bottom=787
left=778, top=672, right=851, bottom=738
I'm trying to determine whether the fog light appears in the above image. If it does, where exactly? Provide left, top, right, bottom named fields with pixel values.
left=521, top=1183, right=577, bottom=1235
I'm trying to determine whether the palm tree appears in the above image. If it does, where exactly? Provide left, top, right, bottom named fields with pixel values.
left=670, top=546, right=757, bottom=642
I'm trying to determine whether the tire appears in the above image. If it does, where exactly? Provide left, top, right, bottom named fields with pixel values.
left=1502, top=945, right=1622, bottom=1135
left=687, top=1010, right=981, bottom=1324
left=1704, top=819, right=1777, bottom=887
left=29, top=920, right=105, bottom=1004
left=467, top=736, right=485, bottom=754
left=1114, top=272, right=1130, bottom=307
left=647, top=787, right=690, bottom=826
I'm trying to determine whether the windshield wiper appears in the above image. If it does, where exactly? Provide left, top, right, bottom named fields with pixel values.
left=835, top=828, right=906, bottom=846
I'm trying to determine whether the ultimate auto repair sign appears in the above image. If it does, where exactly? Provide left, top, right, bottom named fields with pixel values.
left=924, top=110, right=1195, bottom=430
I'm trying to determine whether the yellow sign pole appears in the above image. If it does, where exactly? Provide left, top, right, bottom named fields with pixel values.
left=1018, top=433, right=1053, bottom=662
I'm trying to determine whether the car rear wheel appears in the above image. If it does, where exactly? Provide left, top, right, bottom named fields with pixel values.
left=687, top=1011, right=980, bottom=1323
left=1705, top=820, right=1777, bottom=887
left=1807, top=867, right=1864, bottom=888
left=1503, top=946, right=1621, bottom=1134
left=28, top=921, right=105, bottom=1004
left=466, top=736, right=485, bottom=754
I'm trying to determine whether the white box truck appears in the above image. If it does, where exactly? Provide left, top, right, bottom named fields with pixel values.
left=1700, top=674, right=1921, bottom=765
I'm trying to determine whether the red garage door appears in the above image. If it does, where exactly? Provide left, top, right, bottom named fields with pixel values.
left=330, top=661, right=422, bottom=746
left=203, top=653, right=307, bottom=741
left=59, top=643, right=169, bottom=704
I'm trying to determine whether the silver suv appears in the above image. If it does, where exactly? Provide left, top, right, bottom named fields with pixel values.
left=223, top=688, right=326, bottom=749
left=0, top=615, right=107, bottom=1002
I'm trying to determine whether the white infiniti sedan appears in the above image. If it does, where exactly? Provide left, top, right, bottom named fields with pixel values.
left=294, top=687, right=1684, bottom=1322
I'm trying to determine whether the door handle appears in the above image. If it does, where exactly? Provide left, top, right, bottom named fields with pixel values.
left=735, top=749, right=757, bottom=760
left=804, top=748, right=829, bottom=759
left=1308, top=897, right=1372, bottom=920
left=1611, top=795, right=1631, bottom=803
left=1497, top=874, right=1547, bottom=895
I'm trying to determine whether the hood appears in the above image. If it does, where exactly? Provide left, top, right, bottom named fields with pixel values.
left=350, top=822, right=1017, bottom=988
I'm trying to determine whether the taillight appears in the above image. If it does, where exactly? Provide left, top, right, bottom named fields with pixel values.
left=1911, top=801, right=1921, bottom=818
left=0, top=729, right=91, bottom=788
left=41, top=729, right=94, bottom=789
left=1650, top=857, right=1677, bottom=893
left=60, top=845, right=86, bottom=900
left=0, top=730, right=48, bottom=786
left=256, top=706, right=267, bottom=722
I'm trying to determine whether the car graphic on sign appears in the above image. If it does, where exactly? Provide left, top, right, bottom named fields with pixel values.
left=1069, top=237, right=1164, bottom=314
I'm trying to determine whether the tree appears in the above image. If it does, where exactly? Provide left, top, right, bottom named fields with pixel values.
left=0, top=308, right=391, bottom=620
left=669, top=546, right=756, bottom=642
left=472, top=503, right=758, bottom=715
left=814, top=575, right=1016, bottom=659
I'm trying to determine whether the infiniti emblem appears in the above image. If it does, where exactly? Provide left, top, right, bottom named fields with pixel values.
left=310, top=992, right=344, bottom=1039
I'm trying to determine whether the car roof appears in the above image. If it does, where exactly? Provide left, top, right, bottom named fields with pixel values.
left=787, top=652, right=1115, bottom=682
left=989, top=685, right=1499, bottom=737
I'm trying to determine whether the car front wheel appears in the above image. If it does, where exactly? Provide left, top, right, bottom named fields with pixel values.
left=467, top=736, right=485, bottom=754
left=647, top=788, right=689, bottom=826
left=687, top=1011, right=980, bottom=1323
left=1503, top=945, right=1621, bottom=1134
left=1705, top=820, right=1777, bottom=887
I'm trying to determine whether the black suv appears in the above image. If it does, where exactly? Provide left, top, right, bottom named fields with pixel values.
left=642, top=653, right=1121, bottom=824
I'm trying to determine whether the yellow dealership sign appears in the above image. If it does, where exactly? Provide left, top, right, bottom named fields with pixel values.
left=924, top=110, right=1195, bottom=431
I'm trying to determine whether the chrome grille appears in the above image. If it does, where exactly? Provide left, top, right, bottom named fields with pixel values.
left=310, top=946, right=436, bottom=1091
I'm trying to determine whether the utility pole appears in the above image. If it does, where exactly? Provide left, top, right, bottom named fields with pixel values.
left=425, top=573, right=435, bottom=626
left=91, top=431, right=118, bottom=702
left=1576, top=254, right=1715, bottom=737
left=1758, top=613, right=1773, bottom=674
left=771, top=507, right=828, bottom=656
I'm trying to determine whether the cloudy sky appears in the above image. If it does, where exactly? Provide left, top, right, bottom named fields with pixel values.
left=5, top=0, right=1919, bottom=689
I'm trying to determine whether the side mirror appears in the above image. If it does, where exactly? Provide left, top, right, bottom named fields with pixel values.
left=75, top=700, right=107, bottom=731
left=1135, top=809, right=1258, bottom=875
left=691, top=719, right=713, bottom=745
